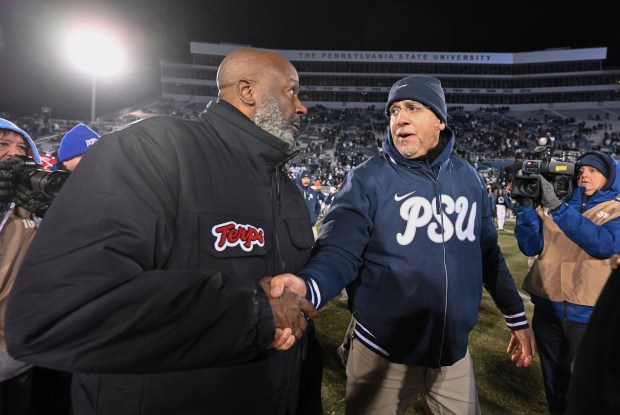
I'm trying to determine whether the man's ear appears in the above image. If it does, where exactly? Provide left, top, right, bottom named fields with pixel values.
left=237, top=80, right=256, bottom=105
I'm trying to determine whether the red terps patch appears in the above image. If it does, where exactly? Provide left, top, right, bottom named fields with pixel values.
left=212, top=221, right=265, bottom=252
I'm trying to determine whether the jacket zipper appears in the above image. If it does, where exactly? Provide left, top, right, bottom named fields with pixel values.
left=271, top=151, right=299, bottom=273
left=421, top=161, right=448, bottom=371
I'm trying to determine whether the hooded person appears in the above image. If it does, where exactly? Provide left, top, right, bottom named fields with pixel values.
left=296, top=170, right=321, bottom=227
left=0, top=118, right=71, bottom=414
left=514, top=150, right=620, bottom=414
left=0, top=118, right=40, bottom=414
left=57, top=123, right=100, bottom=171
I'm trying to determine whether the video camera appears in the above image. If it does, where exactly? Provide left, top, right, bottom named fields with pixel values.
left=5, top=155, right=69, bottom=198
left=505, top=134, right=578, bottom=203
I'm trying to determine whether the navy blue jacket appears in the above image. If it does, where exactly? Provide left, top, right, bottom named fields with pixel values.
left=492, top=191, right=513, bottom=210
left=299, top=127, right=527, bottom=367
left=296, top=173, right=321, bottom=226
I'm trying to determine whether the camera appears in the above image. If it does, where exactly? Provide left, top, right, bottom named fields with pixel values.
left=506, top=134, right=578, bottom=203
left=6, top=155, right=69, bottom=197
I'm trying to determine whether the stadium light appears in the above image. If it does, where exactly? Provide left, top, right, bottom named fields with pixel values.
left=64, top=28, right=126, bottom=122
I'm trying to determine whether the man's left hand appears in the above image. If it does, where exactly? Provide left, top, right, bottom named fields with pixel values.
left=507, top=327, right=536, bottom=368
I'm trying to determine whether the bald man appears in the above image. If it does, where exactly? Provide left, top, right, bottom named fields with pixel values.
left=6, top=48, right=322, bottom=415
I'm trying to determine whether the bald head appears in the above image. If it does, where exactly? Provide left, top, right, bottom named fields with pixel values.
left=214, top=48, right=307, bottom=150
left=218, top=48, right=292, bottom=84
left=218, top=49, right=294, bottom=100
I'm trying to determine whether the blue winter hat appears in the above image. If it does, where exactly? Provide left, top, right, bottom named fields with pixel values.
left=577, top=152, right=611, bottom=179
left=58, top=123, right=100, bottom=162
left=300, top=170, right=311, bottom=178
left=0, top=117, right=40, bottom=163
left=385, top=75, right=447, bottom=124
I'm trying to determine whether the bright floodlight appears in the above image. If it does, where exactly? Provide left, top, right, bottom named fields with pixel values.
left=64, top=27, right=127, bottom=122
left=65, top=28, right=126, bottom=77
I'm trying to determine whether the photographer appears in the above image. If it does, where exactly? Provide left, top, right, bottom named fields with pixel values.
left=0, top=118, right=70, bottom=415
left=0, top=118, right=42, bottom=414
left=513, top=150, right=620, bottom=414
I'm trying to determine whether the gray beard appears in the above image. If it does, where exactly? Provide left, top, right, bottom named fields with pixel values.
left=253, top=94, right=297, bottom=152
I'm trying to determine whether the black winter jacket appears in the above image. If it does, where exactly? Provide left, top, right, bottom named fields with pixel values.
left=5, top=100, right=315, bottom=414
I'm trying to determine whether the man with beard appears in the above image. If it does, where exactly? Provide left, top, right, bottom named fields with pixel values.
left=5, top=48, right=320, bottom=415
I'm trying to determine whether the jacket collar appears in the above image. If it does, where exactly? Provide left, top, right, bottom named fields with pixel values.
left=200, top=99, right=295, bottom=166
left=571, top=185, right=618, bottom=209
left=382, top=126, right=456, bottom=170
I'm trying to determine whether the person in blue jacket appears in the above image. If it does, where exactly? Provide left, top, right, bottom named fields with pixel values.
left=270, top=75, right=535, bottom=415
left=513, top=150, right=620, bottom=415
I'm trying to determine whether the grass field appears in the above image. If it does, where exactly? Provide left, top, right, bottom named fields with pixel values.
left=313, top=219, right=549, bottom=415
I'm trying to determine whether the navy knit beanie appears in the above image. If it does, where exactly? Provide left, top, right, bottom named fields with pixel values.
left=385, top=75, right=447, bottom=125
left=58, top=123, right=100, bottom=162
left=577, top=153, right=611, bottom=179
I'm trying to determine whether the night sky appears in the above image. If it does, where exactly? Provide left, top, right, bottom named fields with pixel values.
left=1, top=0, right=618, bottom=120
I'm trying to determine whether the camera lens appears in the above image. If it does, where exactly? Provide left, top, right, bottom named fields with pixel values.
left=524, top=182, right=538, bottom=196
left=28, top=170, right=69, bottom=197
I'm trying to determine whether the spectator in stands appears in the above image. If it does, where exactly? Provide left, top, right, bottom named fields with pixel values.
left=269, top=75, right=535, bottom=414
left=567, top=256, right=620, bottom=414
left=296, top=170, right=322, bottom=237
left=5, top=48, right=320, bottom=415
left=57, top=123, right=100, bottom=171
left=514, top=150, right=620, bottom=414
left=492, top=188, right=512, bottom=231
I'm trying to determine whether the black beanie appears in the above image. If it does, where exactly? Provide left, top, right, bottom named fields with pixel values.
left=385, top=75, right=447, bottom=125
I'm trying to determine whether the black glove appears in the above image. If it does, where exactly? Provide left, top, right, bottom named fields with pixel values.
left=13, top=185, right=53, bottom=217
left=538, top=174, right=563, bottom=210
left=0, top=162, right=15, bottom=203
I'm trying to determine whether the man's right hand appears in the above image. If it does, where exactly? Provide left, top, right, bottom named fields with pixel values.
left=258, top=277, right=316, bottom=350
left=269, top=273, right=309, bottom=298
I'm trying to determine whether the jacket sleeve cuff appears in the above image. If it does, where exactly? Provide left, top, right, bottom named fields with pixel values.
left=297, top=272, right=322, bottom=309
left=253, top=288, right=276, bottom=351
left=504, top=310, right=529, bottom=331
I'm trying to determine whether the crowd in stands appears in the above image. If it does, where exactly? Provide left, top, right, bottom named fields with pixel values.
left=3, top=103, right=620, bottom=194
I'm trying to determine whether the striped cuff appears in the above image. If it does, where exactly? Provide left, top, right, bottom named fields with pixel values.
left=304, top=278, right=322, bottom=309
left=505, top=310, right=529, bottom=330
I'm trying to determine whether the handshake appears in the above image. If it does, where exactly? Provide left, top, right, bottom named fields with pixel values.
left=258, top=274, right=311, bottom=351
